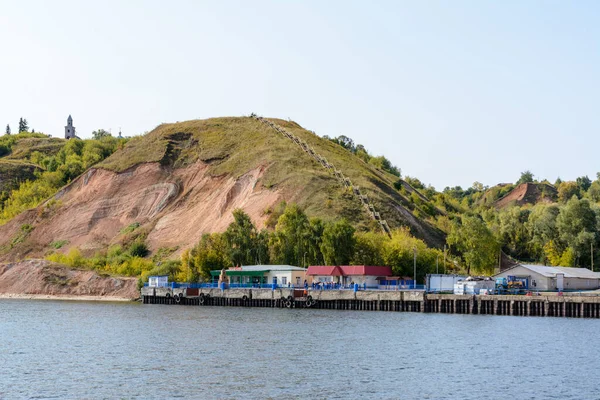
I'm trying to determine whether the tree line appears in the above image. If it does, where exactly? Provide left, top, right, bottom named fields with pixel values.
left=429, top=171, right=600, bottom=275
left=0, top=132, right=126, bottom=222
left=165, top=203, right=450, bottom=283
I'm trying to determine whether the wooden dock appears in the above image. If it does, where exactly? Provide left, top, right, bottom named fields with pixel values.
left=141, top=287, right=600, bottom=318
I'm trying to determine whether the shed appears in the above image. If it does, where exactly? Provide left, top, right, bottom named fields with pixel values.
left=494, top=264, right=600, bottom=291
left=148, top=275, right=169, bottom=288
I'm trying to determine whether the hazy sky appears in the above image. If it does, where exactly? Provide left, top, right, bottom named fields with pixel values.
left=1, top=1, right=599, bottom=190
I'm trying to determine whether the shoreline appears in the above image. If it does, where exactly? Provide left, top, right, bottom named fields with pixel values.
left=0, top=293, right=138, bottom=302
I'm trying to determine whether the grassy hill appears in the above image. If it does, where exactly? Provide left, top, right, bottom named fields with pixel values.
left=0, top=116, right=445, bottom=262
left=494, top=182, right=558, bottom=208
left=99, top=116, right=445, bottom=244
left=0, top=133, right=65, bottom=205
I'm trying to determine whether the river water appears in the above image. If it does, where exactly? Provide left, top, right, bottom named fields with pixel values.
left=0, top=300, right=598, bottom=399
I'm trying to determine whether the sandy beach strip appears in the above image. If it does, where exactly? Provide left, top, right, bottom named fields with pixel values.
left=0, top=293, right=138, bottom=302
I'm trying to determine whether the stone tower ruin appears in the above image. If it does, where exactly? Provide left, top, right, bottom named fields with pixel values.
left=65, top=115, right=76, bottom=139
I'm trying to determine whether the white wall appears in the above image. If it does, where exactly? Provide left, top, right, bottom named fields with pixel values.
left=266, top=271, right=307, bottom=287
left=563, top=278, right=600, bottom=290
left=496, top=267, right=600, bottom=291
left=311, top=275, right=380, bottom=287
left=495, top=266, right=547, bottom=290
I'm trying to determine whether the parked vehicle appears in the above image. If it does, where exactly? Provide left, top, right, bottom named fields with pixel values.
left=495, top=276, right=528, bottom=295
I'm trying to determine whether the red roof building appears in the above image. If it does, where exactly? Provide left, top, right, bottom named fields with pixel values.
left=307, top=265, right=392, bottom=277
left=307, top=265, right=393, bottom=288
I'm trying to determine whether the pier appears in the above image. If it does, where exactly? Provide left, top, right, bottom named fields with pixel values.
left=141, top=287, right=600, bottom=318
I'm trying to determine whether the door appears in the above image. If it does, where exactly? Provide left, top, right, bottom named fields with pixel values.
left=556, top=273, right=564, bottom=291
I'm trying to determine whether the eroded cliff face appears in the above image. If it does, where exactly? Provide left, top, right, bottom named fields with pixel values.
left=0, top=161, right=281, bottom=261
left=0, top=259, right=139, bottom=299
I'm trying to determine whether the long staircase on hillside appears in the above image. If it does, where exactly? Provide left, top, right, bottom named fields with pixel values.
left=253, top=115, right=391, bottom=236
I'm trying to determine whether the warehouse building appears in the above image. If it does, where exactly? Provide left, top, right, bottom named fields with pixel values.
left=494, top=264, right=600, bottom=291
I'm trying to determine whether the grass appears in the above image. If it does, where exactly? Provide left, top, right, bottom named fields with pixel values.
left=0, top=159, right=40, bottom=193
left=2, top=116, right=445, bottom=249
left=120, top=222, right=140, bottom=234
left=50, top=239, right=69, bottom=249
left=6, top=137, right=65, bottom=160
left=10, top=224, right=34, bottom=248
left=95, top=116, right=445, bottom=244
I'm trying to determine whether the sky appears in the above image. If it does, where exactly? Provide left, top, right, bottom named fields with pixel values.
left=1, top=1, right=599, bottom=190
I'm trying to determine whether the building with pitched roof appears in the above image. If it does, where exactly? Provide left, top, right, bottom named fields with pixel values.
left=494, top=264, right=600, bottom=291
left=306, top=265, right=393, bottom=288
left=210, top=265, right=307, bottom=287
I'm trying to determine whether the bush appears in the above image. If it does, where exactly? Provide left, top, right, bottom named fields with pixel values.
left=50, top=240, right=69, bottom=249
left=129, top=241, right=149, bottom=257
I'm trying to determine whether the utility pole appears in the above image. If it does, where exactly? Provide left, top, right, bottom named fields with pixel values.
left=592, top=242, right=594, bottom=272
left=413, top=247, right=417, bottom=289
left=443, top=245, right=446, bottom=274
left=436, top=254, right=439, bottom=275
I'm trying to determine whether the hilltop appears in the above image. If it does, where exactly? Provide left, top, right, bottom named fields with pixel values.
left=0, top=117, right=445, bottom=262
left=0, top=133, right=65, bottom=203
left=494, top=182, right=558, bottom=209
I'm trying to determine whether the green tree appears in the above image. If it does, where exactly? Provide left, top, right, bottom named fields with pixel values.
left=382, top=227, right=440, bottom=282
left=576, top=175, right=592, bottom=193
left=5, top=124, right=10, bottom=135
left=92, top=129, right=111, bottom=140
left=471, top=181, right=485, bottom=192
left=495, top=207, right=530, bottom=259
left=255, top=229, right=271, bottom=265
left=18, top=118, right=29, bottom=133
left=320, top=219, right=355, bottom=265
left=223, top=209, right=258, bottom=266
left=526, top=204, right=560, bottom=262
left=369, top=155, right=401, bottom=177
left=183, top=233, right=230, bottom=281
left=557, top=181, right=580, bottom=202
left=556, top=196, right=596, bottom=266
left=447, top=215, right=499, bottom=275
left=587, top=181, right=600, bottom=202
left=352, top=231, right=386, bottom=265
left=305, top=218, right=325, bottom=266
left=269, top=204, right=310, bottom=265
left=517, top=170, right=534, bottom=185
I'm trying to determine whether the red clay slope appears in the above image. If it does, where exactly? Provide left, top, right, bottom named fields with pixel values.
left=0, top=259, right=139, bottom=299
left=494, top=183, right=557, bottom=209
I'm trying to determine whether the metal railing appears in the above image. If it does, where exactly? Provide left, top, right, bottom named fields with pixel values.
left=143, top=282, right=427, bottom=291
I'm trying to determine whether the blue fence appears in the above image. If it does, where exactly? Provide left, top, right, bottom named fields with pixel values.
left=143, top=282, right=426, bottom=291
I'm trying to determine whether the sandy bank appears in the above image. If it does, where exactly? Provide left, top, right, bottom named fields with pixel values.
left=0, top=293, right=137, bottom=302
left=0, top=259, right=140, bottom=300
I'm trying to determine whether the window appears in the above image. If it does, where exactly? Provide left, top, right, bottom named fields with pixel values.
left=282, top=277, right=287, bottom=285
left=296, top=277, right=301, bottom=285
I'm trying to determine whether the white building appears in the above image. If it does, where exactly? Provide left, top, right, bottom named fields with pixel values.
left=427, top=274, right=467, bottom=293
left=148, top=275, right=169, bottom=288
left=211, top=265, right=308, bottom=287
left=494, top=264, right=600, bottom=291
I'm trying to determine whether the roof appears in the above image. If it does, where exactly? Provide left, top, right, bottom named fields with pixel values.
left=306, top=266, right=344, bottom=276
left=236, top=265, right=305, bottom=272
left=306, top=265, right=393, bottom=276
left=497, top=264, right=600, bottom=279
left=210, top=265, right=305, bottom=276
